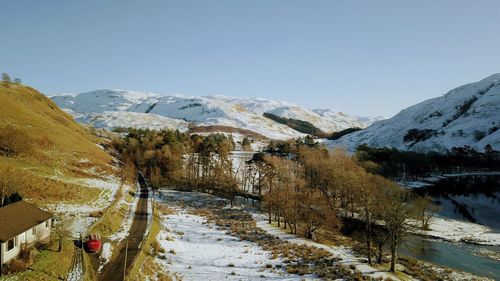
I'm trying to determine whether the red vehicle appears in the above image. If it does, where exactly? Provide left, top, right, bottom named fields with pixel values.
left=84, top=233, right=102, bottom=253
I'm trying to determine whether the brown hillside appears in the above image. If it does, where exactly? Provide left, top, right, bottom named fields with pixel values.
left=0, top=82, right=113, bottom=203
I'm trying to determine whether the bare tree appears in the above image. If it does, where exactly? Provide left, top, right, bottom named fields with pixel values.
left=376, top=182, right=415, bottom=272
left=149, top=166, right=162, bottom=190
left=413, top=195, right=440, bottom=230
left=355, top=171, right=378, bottom=265
left=0, top=166, right=20, bottom=206
left=52, top=218, right=71, bottom=252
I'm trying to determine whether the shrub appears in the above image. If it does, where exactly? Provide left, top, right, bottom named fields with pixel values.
left=489, top=126, right=498, bottom=135
left=473, top=130, right=486, bottom=141
left=0, top=125, right=32, bottom=156
left=9, top=258, right=29, bottom=273
left=151, top=240, right=163, bottom=255
left=403, top=129, right=437, bottom=143
left=443, top=96, right=478, bottom=127
left=89, top=210, right=103, bottom=218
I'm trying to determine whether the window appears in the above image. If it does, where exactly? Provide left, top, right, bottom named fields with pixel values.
left=45, top=220, right=50, bottom=228
left=32, top=227, right=37, bottom=235
left=7, top=238, right=15, bottom=251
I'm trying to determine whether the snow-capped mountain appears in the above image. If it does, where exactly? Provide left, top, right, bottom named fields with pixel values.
left=313, top=109, right=385, bottom=129
left=330, top=74, right=500, bottom=152
left=51, top=91, right=377, bottom=140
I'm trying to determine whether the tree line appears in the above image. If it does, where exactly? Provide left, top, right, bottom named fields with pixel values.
left=112, top=128, right=435, bottom=273
left=111, top=128, right=241, bottom=205
left=355, top=143, right=500, bottom=179
left=254, top=142, right=431, bottom=272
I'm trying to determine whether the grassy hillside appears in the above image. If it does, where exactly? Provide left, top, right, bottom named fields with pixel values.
left=0, top=82, right=113, bottom=203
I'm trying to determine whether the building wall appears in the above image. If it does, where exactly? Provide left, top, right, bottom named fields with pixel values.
left=0, top=219, right=52, bottom=265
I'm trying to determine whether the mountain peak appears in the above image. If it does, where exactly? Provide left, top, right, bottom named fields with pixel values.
left=330, top=74, right=500, bottom=152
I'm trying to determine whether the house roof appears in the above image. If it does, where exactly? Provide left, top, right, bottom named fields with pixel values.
left=0, top=201, right=53, bottom=242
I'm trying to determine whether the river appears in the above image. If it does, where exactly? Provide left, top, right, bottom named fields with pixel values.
left=237, top=174, right=500, bottom=279
left=406, top=174, right=500, bottom=280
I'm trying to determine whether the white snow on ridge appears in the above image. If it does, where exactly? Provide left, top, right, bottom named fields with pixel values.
left=82, top=111, right=190, bottom=132
left=313, top=108, right=385, bottom=130
left=51, top=91, right=378, bottom=140
left=330, top=73, right=500, bottom=152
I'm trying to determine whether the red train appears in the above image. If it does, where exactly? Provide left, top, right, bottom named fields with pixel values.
left=84, top=233, right=102, bottom=253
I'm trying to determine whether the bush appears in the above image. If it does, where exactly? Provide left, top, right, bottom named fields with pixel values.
left=442, top=96, right=478, bottom=127
left=89, top=210, right=103, bottom=218
left=151, top=240, right=164, bottom=255
left=8, top=258, right=29, bottom=273
left=403, top=129, right=437, bottom=143
left=473, top=130, right=486, bottom=141
left=0, top=125, right=32, bottom=156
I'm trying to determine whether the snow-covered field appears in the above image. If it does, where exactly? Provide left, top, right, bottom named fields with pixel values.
left=252, top=213, right=394, bottom=280
left=46, top=175, right=123, bottom=238
left=157, top=212, right=307, bottom=281
left=151, top=191, right=407, bottom=280
left=415, top=216, right=500, bottom=246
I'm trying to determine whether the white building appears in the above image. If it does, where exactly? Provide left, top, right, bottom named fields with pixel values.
left=0, top=201, right=53, bottom=271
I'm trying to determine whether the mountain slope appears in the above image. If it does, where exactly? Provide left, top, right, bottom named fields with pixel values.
left=51, top=92, right=377, bottom=140
left=0, top=82, right=113, bottom=202
left=330, top=74, right=500, bottom=152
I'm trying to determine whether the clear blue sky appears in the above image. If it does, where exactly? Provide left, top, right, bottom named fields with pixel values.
left=1, top=0, right=499, bottom=117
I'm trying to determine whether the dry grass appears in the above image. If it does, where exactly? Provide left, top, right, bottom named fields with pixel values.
left=127, top=208, right=173, bottom=281
left=0, top=82, right=111, bottom=168
left=0, top=82, right=114, bottom=203
left=90, top=183, right=132, bottom=236
left=189, top=207, right=356, bottom=280
left=2, top=239, right=75, bottom=280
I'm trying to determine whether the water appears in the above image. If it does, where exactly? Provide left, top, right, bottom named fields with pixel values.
left=236, top=175, right=500, bottom=279
left=414, top=174, right=500, bottom=230
left=406, top=174, right=500, bottom=279
left=400, top=236, right=499, bottom=280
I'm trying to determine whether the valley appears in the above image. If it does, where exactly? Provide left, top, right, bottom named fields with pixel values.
left=2, top=2, right=499, bottom=280
left=0, top=75, right=499, bottom=281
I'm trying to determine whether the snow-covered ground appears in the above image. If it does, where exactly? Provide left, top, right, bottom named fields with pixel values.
left=252, top=213, right=396, bottom=280
left=108, top=181, right=140, bottom=242
left=156, top=212, right=308, bottom=281
left=414, top=216, right=500, bottom=246
left=98, top=243, right=113, bottom=272
left=46, top=175, right=122, bottom=238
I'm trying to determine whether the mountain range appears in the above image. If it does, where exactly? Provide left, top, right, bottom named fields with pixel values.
left=51, top=91, right=381, bottom=140
left=50, top=73, right=500, bottom=152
